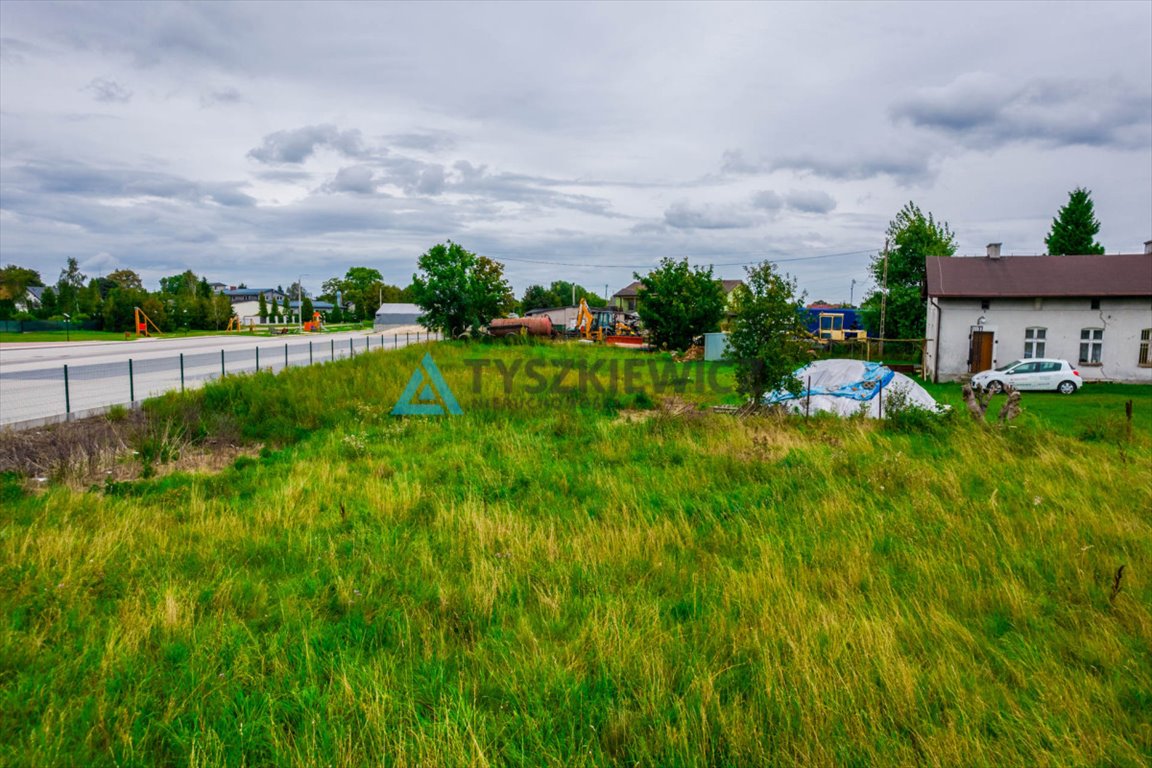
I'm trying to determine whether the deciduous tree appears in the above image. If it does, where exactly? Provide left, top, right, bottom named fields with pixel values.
left=727, top=261, right=810, bottom=403
left=634, top=258, right=725, bottom=350
left=861, top=202, right=956, bottom=340
left=410, top=241, right=513, bottom=337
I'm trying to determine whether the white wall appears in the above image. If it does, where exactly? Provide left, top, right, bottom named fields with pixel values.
left=931, top=297, right=1152, bottom=383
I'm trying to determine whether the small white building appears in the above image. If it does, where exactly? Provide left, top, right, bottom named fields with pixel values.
left=374, top=303, right=424, bottom=330
left=924, top=244, right=1152, bottom=383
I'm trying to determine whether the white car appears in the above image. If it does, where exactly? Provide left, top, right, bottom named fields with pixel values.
left=971, top=358, right=1083, bottom=395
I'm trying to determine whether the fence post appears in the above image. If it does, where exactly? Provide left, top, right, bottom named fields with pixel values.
left=406, top=332, right=410, bottom=345
left=350, top=338, right=354, bottom=357
left=63, top=364, right=71, bottom=417
left=180, top=353, right=185, bottom=392
left=394, top=333, right=397, bottom=347
left=365, top=336, right=369, bottom=352
left=878, top=377, right=884, bottom=419
left=805, top=375, right=811, bottom=418
left=331, top=339, right=335, bottom=361
left=309, top=341, right=313, bottom=366
left=285, top=343, right=289, bottom=369
left=256, top=346, right=260, bottom=371
left=129, top=358, right=135, bottom=403
left=221, top=349, right=226, bottom=378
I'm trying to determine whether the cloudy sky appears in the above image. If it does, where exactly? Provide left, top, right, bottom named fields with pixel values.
left=2, top=1, right=1150, bottom=301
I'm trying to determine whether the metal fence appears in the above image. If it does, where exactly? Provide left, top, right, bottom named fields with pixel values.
left=0, top=331, right=441, bottom=429
left=1, top=319, right=102, bottom=333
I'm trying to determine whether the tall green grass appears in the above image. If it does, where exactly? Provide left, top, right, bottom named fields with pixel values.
left=1, top=341, right=1149, bottom=766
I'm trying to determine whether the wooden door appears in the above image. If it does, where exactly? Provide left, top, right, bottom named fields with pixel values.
left=969, top=331, right=993, bottom=373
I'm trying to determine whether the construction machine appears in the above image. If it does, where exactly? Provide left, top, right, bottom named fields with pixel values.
left=574, top=298, right=642, bottom=344
left=817, top=312, right=867, bottom=343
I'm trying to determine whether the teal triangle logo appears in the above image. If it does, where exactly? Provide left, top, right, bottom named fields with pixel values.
left=391, top=353, right=462, bottom=416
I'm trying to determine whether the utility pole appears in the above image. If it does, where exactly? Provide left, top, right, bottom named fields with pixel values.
left=878, top=238, right=890, bottom=356
left=850, top=278, right=856, bottom=307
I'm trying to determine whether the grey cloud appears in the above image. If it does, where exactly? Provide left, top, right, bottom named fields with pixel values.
left=253, top=169, right=313, bottom=184
left=785, top=190, right=836, bottom=214
left=9, top=161, right=256, bottom=207
left=327, top=165, right=378, bottom=194
left=721, top=149, right=765, bottom=175
left=416, top=165, right=446, bottom=195
left=84, top=77, right=132, bottom=103
left=772, top=153, right=933, bottom=184
left=0, top=36, right=40, bottom=64
left=201, top=87, right=244, bottom=107
left=892, top=73, right=1152, bottom=150
left=663, top=201, right=756, bottom=230
left=248, top=124, right=365, bottom=164
left=449, top=161, right=620, bottom=217
left=386, top=132, right=457, bottom=153
left=751, top=190, right=783, bottom=211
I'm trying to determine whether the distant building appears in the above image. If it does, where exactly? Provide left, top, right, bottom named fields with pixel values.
left=924, top=243, right=1152, bottom=383
left=611, top=278, right=744, bottom=312
left=220, top=287, right=286, bottom=305
left=374, top=303, right=424, bottom=330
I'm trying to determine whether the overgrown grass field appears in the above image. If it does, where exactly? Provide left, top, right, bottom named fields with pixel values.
left=2, top=341, right=1149, bottom=766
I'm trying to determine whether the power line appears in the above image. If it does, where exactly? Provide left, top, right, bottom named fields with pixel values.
left=493, top=248, right=876, bottom=270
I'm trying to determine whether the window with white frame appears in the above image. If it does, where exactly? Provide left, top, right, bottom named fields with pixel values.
left=1140, top=329, right=1151, bottom=367
left=1024, top=327, right=1046, bottom=358
left=1079, top=328, right=1103, bottom=364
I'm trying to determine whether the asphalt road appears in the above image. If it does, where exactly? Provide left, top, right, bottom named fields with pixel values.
left=0, top=328, right=435, bottom=428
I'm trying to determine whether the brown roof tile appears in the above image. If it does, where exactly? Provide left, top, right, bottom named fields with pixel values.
left=612, top=278, right=745, bottom=298
left=926, top=254, right=1152, bottom=298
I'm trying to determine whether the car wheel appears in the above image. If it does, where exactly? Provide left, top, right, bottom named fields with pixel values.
left=1057, top=380, right=1077, bottom=395
left=986, top=380, right=1004, bottom=394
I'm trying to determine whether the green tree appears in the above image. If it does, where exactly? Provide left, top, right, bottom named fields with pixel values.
left=634, top=258, right=725, bottom=351
left=726, top=262, right=811, bottom=403
left=301, top=296, right=315, bottom=322
left=37, top=286, right=59, bottom=318
left=321, top=267, right=390, bottom=321
left=1045, top=187, right=1105, bottom=256
left=0, top=265, right=44, bottom=301
left=520, top=284, right=553, bottom=312
left=208, top=293, right=235, bottom=330
left=258, top=293, right=268, bottom=323
left=410, top=241, right=514, bottom=337
left=106, top=269, right=143, bottom=291
left=102, top=287, right=146, bottom=331
left=56, top=257, right=87, bottom=315
left=861, top=202, right=956, bottom=340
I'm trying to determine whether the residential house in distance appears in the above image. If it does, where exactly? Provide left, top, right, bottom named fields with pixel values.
left=924, top=242, right=1152, bottom=383
left=219, top=287, right=287, bottom=305
left=611, top=279, right=744, bottom=312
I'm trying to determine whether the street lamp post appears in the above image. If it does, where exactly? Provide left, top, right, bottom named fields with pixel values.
left=297, top=273, right=310, bottom=331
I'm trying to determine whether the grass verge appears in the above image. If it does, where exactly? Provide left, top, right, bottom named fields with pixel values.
left=1, top=340, right=1149, bottom=766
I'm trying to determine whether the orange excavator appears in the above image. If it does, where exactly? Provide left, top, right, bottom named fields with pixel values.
left=575, top=298, right=642, bottom=344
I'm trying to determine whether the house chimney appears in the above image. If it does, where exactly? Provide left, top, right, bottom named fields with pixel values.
left=1144, top=240, right=1152, bottom=255
left=986, top=243, right=1002, bottom=259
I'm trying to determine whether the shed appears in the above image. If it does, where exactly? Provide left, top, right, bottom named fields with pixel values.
left=374, top=303, right=424, bottom=329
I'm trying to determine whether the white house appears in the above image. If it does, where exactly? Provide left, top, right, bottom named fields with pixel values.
left=924, top=243, right=1152, bottom=383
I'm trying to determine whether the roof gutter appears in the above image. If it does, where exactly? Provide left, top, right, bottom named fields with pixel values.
left=929, top=296, right=942, bottom=382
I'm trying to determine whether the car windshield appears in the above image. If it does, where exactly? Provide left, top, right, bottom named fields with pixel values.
left=995, top=360, right=1022, bottom=372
